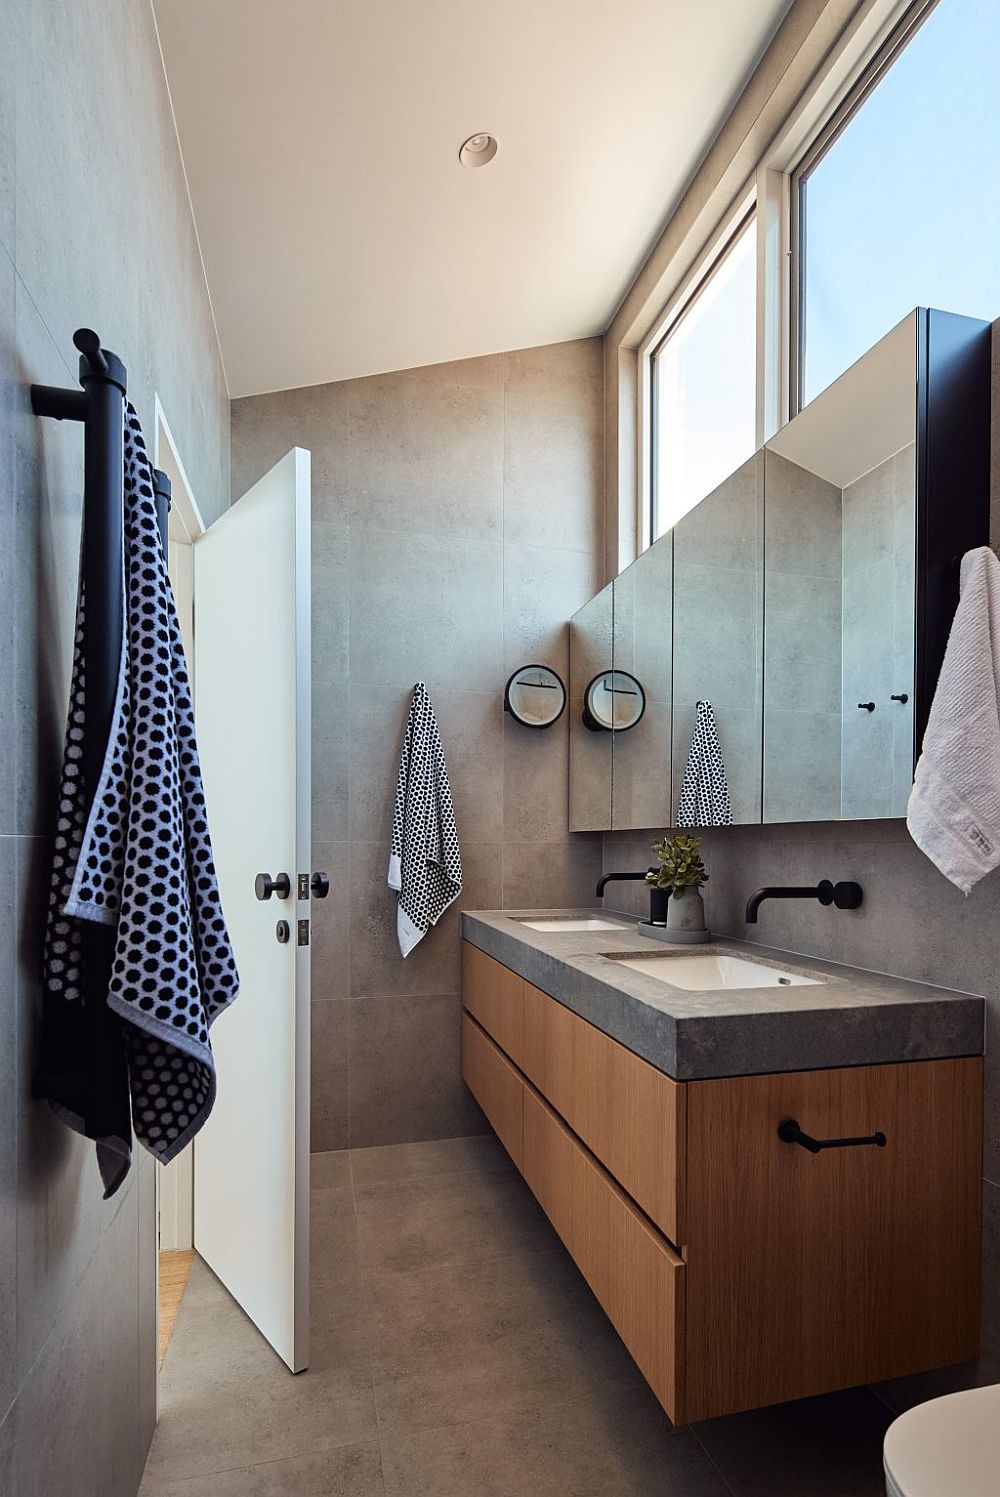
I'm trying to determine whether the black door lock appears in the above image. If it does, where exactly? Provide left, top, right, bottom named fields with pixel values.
left=275, top=920, right=290, bottom=944
left=255, top=872, right=291, bottom=901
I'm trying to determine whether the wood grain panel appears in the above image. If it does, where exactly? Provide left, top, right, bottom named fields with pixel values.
left=462, top=943, right=524, bottom=1064
left=684, top=1057, right=982, bottom=1421
left=461, top=1012, right=524, bottom=1169
left=520, top=978, right=685, bottom=1245
left=522, top=1085, right=685, bottom=1423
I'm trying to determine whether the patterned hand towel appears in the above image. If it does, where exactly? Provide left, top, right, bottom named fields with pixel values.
left=677, top=700, right=733, bottom=827
left=40, top=405, right=239, bottom=1196
left=388, top=683, right=463, bottom=956
left=907, top=546, right=1000, bottom=892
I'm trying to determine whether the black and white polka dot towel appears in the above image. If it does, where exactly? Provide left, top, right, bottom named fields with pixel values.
left=677, top=699, right=733, bottom=827
left=387, top=683, right=463, bottom=956
left=42, top=404, right=239, bottom=1190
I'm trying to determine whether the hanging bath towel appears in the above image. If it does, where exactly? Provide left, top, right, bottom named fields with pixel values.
left=677, top=700, right=733, bottom=827
left=907, top=546, right=1000, bottom=893
left=40, top=405, right=239, bottom=1196
left=388, top=683, right=463, bottom=956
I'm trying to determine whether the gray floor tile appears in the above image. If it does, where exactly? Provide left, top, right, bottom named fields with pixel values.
left=354, top=1163, right=552, bottom=1279
left=141, top=1146, right=904, bottom=1497
left=311, top=1149, right=353, bottom=1191
left=382, top=1390, right=730, bottom=1497
left=693, top=1386, right=892, bottom=1497
left=145, top=1262, right=377, bottom=1484
left=348, top=1134, right=506, bottom=1187
left=139, top=1440, right=384, bottom=1497
left=367, top=1244, right=650, bottom=1437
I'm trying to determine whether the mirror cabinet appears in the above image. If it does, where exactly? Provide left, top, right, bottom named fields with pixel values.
left=569, top=309, right=992, bottom=832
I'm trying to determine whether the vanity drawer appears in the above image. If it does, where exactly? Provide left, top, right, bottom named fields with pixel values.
left=461, top=1012, right=524, bottom=1170
left=462, top=943, right=524, bottom=1065
left=683, top=1056, right=983, bottom=1421
left=522, top=1085, right=685, bottom=1424
left=520, top=979, right=685, bottom=1245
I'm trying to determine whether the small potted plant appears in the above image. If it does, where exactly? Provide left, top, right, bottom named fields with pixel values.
left=646, top=834, right=709, bottom=943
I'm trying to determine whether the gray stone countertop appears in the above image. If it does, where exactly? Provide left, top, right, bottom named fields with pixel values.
left=461, top=908, right=984, bottom=1082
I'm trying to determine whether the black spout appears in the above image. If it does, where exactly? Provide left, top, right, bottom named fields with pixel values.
left=745, top=880, right=863, bottom=924
left=596, top=869, right=655, bottom=897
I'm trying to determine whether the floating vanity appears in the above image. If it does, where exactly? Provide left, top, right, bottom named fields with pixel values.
left=460, top=909, right=984, bottom=1425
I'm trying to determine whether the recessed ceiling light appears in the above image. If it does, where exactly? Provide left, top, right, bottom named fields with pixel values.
left=459, top=132, right=498, bottom=168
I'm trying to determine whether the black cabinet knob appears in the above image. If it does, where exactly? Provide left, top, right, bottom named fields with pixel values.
left=255, top=871, right=291, bottom=901
left=310, top=872, right=330, bottom=899
left=857, top=702, right=875, bottom=712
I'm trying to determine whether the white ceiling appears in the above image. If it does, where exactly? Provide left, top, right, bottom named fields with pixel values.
left=154, top=0, right=792, bottom=397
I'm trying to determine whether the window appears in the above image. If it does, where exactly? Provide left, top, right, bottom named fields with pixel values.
left=650, top=213, right=757, bottom=541
left=796, top=0, right=1000, bottom=405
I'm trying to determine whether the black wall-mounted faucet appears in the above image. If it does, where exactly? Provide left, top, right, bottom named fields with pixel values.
left=744, top=880, right=863, bottom=924
left=595, top=869, right=656, bottom=896
left=597, top=869, right=669, bottom=927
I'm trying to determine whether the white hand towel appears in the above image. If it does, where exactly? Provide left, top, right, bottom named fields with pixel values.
left=907, top=546, right=1000, bottom=893
left=677, top=699, right=733, bottom=827
left=388, top=683, right=463, bottom=956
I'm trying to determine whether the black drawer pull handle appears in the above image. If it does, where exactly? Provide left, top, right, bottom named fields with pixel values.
left=777, top=1117, right=886, bottom=1154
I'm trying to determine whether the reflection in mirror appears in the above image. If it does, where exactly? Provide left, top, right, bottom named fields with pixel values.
left=611, top=535, right=673, bottom=829
left=582, top=671, right=646, bottom=731
left=671, top=451, right=763, bottom=824
left=569, top=583, right=613, bottom=830
left=763, top=313, right=916, bottom=822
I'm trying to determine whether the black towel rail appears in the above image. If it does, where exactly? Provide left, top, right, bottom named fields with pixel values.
left=32, top=332, right=170, bottom=1196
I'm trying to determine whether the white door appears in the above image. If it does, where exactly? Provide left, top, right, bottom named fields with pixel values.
left=192, top=448, right=311, bottom=1372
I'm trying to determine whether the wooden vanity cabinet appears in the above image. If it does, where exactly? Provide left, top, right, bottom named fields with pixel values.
left=461, top=940, right=982, bottom=1425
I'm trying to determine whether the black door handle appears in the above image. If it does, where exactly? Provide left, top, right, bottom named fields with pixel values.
left=777, top=1118, right=886, bottom=1153
left=310, top=872, right=330, bottom=899
left=255, top=871, right=291, bottom=901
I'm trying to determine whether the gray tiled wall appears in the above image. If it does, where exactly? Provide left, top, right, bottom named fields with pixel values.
left=231, top=339, right=606, bottom=1150
left=0, top=2, right=230, bottom=1492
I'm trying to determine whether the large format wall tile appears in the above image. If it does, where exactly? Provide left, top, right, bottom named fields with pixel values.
left=502, top=717, right=572, bottom=844
left=14, top=1178, right=141, bottom=1497
left=0, top=255, right=15, bottom=835
left=311, top=839, right=350, bottom=1003
left=311, top=1000, right=351, bottom=1154
left=349, top=526, right=503, bottom=695
left=346, top=356, right=503, bottom=540
left=12, top=285, right=81, bottom=842
left=502, top=543, right=600, bottom=678
left=348, top=994, right=485, bottom=1147
left=501, top=838, right=603, bottom=910
left=0, top=840, right=15, bottom=1420
left=231, top=381, right=351, bottom=516
left=0, top=0, right=12, bottom=259
left=502, top=340, right=603, bottom=553
left=5, top=3, right=230, bottom=1489
left=14, top=0, right=229, bottom=520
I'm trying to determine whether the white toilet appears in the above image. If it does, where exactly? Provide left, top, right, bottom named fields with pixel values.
left=883, top=1384, right=1000, bottom=1496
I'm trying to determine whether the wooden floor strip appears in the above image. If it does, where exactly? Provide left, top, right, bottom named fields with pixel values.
left=158, top=1249, right=195, bottom=1368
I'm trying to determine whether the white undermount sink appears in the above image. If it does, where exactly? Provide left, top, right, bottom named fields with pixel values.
left=517, top=916, right=627, bottom=933
left=608, top=952, right=825, bottom=991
